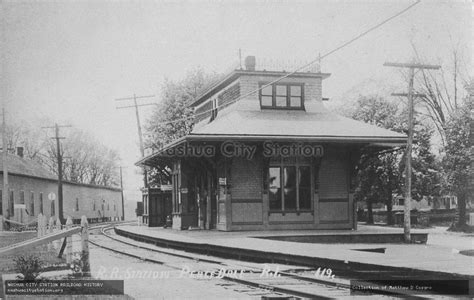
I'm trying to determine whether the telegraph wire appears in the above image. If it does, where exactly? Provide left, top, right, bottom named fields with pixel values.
left=148, top=0, right=421, bottom=127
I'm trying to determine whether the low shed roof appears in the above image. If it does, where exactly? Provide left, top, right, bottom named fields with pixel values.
left=0, top=152, right=122, bottom=191
left=0, top=152, right=57, bottom=180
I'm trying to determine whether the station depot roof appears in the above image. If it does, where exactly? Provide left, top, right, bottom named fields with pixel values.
left=137, top=99, right=407, bottom=167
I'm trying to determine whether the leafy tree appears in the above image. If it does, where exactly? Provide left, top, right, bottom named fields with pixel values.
left=442, top=99, right=472, bottom=229
left=409, top=125, right=440, bottom=200
left=355, top=149, right=401, bottom=224
left=350, top=96, right=439, bottom=224
left=145, top=67, right=220, bottom=149
left=351, top=96, right=404, bottom=224
left=144, top=67, right=220, bottom=185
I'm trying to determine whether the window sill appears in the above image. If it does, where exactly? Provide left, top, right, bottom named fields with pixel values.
left=260, top=106, right=305, bottom=111
left=268, top=210, right=313, bottom=216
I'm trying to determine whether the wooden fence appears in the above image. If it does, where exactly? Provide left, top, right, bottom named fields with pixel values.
left=0, top=214, right=90, bottom=276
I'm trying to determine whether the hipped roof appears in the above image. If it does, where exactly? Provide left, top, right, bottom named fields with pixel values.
left=191, top=108, right=406, bottom=141
left=137, top=100, right=406, bottom=166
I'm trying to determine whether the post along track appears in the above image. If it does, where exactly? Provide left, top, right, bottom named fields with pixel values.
left=88, top=224, right=431, bottom=299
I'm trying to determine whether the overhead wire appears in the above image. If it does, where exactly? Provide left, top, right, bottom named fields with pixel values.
left=150, top=0, right=421, bottom=127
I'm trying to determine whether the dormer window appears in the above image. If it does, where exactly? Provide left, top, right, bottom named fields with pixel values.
left=260, top=83, right=304, bottom=110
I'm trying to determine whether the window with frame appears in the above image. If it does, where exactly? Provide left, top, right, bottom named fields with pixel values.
left=267, top=164, right=312, bottom=211
left=9, top=190, right=14, bottom=216
left=75, top=198, right=79, bottom=211
left=39, top=193, right=43, bottom=214
left=260, top=83, right=304, bottom=109
left=51, top=200, right=55, bottom=216
left=30, top=192, right=34, bottom=216
left=20, top=190, right=25, bottom=204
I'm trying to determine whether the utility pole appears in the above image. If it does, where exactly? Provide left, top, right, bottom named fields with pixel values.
left=2, top=108, right=9, bottom=230
left=42, top=124, right=71, bottom=225
left=239, top=49, right=242, bottom=69
left=120, top=166, right=125, bottom=221
left=115, top=94, right=155, bottom=188
left=384, top=62, right=440, bottom=243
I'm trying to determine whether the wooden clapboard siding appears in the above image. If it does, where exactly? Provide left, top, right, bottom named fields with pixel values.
left=319, top=199, right=350, bottom=223
left=318, top=148, right=350, bottom=224
left=230, top=157, right=263, bottom=224
left=231, top=157, right=263, bottom=200
left=232, top=202, right=263, bottom=224
left=318, top=149, right=348, bottom=199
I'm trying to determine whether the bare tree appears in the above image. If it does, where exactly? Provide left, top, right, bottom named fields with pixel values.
left=3, top=120, right=47, bottom=159
left=411, top=44, right=471, bottom=144
left=4, top=120, right=120, bottom=187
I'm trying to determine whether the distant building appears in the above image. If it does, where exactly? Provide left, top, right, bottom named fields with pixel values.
left=137, top=56, right=406, bottom=231
left=391, top=195, right=457, bottom=211
left=1, top=151, right=122, bottom=225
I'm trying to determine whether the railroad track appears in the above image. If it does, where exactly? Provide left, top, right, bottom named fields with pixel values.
left=87, top=224, right=434, bottom=299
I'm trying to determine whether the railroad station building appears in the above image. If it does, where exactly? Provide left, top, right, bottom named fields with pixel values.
left=137, top=56, right=406, bottom=231
left=1, top=150, right=123, bottom=226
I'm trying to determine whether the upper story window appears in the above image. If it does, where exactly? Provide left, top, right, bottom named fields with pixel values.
left=260, top=83, right=304, bottom=109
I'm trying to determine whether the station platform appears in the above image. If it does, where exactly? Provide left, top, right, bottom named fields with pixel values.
left=115, top=224, right=473, bottom=279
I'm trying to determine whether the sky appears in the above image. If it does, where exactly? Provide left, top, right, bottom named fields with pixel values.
left=1, top=0, right=472, bottom=207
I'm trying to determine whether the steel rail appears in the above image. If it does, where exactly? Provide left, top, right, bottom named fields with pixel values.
left=90, top=226, right=337, bottom=299
left=89, top=225, right=431, bottom=299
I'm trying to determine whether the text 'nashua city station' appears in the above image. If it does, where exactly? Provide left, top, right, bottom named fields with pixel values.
left=162, top=141, right=324, bottom=160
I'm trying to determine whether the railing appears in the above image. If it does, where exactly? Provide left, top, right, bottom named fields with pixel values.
left=0, top=216, right=38, bottom=231
left=0, top=214, right=90, bottom=276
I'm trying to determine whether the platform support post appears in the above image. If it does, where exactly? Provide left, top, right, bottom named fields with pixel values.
left=206, top=172, right=212, bottom=230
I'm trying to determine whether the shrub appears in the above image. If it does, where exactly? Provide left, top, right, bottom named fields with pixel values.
left=13, top=254, right=44, bottom=280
